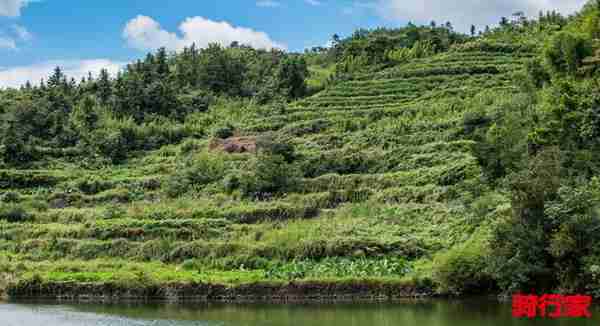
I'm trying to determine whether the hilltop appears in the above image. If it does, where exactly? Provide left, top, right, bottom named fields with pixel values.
left=1, top=2, right=600, bottom=300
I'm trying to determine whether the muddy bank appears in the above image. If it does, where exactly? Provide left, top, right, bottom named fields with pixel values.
left=7, top=280, right=434, bottom=303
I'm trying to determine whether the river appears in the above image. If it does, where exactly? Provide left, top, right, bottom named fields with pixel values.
left=2, top=299, right=600, bottom=325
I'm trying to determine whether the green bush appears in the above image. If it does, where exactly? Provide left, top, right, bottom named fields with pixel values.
left=164, top=153, right=226, bottom=197
left=222, top=174, right=241, bottom=194
left=90, top=129, right=132, bottom=164
left=0, top=191, right=21, bottom=203
left=102, top=204, right=126, bottom=219
left=212, top=124, right=235, bottom=139
left=256, top=133, right=296, bottom=163
left=543, top=31, right=592, bottom=75
left=239, top=153, right=301, bottom=199
left=75, top=176, right=113, bottom=195
left=0, top=204, right=32, bottom=223
left=433, top=228, right=493, bottom=295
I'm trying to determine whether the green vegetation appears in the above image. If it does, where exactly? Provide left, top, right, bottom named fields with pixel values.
left=2, top=1, right=600, bottom=300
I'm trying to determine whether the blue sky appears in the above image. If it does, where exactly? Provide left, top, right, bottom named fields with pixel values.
left=0, top=0, right=589, bottom=88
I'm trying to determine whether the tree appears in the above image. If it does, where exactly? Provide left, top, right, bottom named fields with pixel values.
left=47, top=66, right=65, bottom=88
left=155, top=47, right=169, bottom=76
left=332, top=34, right=341, bottom=46
left=543, top=32, right=591, bottom=75
left=0, top=119, right=35, bottom=166
left=488, top=148, right=561, bottom=292
left=97, top=68, right=112, bottom=105
left=70, top=96, right=99, bottom=132
left=273, top=56, right=308, bottom=100
left=470, top=25, right=476, bottom=37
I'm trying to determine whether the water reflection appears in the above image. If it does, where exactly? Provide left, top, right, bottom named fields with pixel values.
left=2, top=299, right=600, bottom=326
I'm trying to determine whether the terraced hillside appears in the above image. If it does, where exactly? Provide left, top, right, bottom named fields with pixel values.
left=1, top=45, right=533, bottom=299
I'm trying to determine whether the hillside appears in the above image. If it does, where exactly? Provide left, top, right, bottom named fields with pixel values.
left=2, top=2, right=600, bottom=300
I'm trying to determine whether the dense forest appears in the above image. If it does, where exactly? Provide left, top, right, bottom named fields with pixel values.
left=2, top=1, right=600, bottom=300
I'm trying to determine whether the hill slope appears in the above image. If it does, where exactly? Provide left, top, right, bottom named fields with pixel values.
left=0, top=44, right=534, bottom=299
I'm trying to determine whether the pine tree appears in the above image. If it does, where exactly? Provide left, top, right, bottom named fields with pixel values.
left=155, top=47, right=169, bottom=76
left=445, top=21, right=453, bottom=31
left=97, top=68, right=112, bottom=105
left=47, top=66, right=64, bottom=88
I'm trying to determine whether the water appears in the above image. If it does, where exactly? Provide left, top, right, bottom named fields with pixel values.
left=3, top=299, right=600, bottom=326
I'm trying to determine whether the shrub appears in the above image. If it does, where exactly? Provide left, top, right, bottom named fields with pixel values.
left=256, top=133, right=296, bottom=163
left=433, top=228, right=493, bottom=295
left=543, top=32, right=592, bottom=75
left=163, top=174, right=190, bottom=198
left=239, top=154, right=301, bottom=199
left=90, top=129, right=132, bottom=164
left=164, top=154, right=226, bottom=197
left=212, top=124, right=235, bottom=139
left=0, top=204, right=32, bottom=223
left=75, top=176, right=113, bottom=195
left=103, top=204, right=126, bottom=219
left=177, top=92, right=212, bottom=115
left=48, top=192, right=84, bottom=209
left=179, top=139, right=202, bottom=155
left=222, top=174, right=241, bottom=194
left=0, top=191, right=21, bottom=203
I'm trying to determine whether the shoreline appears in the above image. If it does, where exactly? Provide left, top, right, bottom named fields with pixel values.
left=5, top=279, right=436, bottom=303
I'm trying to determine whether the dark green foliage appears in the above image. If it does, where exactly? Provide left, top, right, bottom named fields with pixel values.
left=433, top=229, right=494, bottom=295
left=0, top=204, right=32, bottom=223
left=523, top=58, right=551, bottom=89
left=164, top=154, right=226, bottom=197
left=238, top=154, right=301, bottom=199
left=177, top=91, right=212, bottom=114
left=222, top=174, right=241, bottom=194
left=461, top=92, right=531, bottom=180
left=487, top=148, right=563, bottom=293
left=70, top=96, right=100, bottom=132
left=255, top=134, right=296, bottom=163
left=272, top=56, right=309, bottom=100
left=0, top=124, right=36, bottom=167
left=0, top=191, right=21, bottom=203
left=546, top=182, right=600, bottom=292
left=330, top=25, right=468, bottom=79
left=543, top=31, right=592, bottom=74
left=211, top=124, right=235, bottom=139
left=90, top=129, right=134, bottom=164
left=75, top=177, right=113, bottom=195
left=0, top=171, right=61, bottom=189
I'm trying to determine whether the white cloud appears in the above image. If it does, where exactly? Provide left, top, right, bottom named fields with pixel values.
left=256, top=0, right=281, bottom=7
left=12, top=24, right=31, bottom=41
left=0, top=37, right=16, bottom=50
left=377, top=0, right=588, bottom=32
left=0, top=0, right=30, bottom=17
left=122, top=15, right=180, bottom=51
left=0, top=59, right=125, bottom=88
left=305, top=0, right=322, bottom=6
left=123, top=15, right=285, bottom=52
